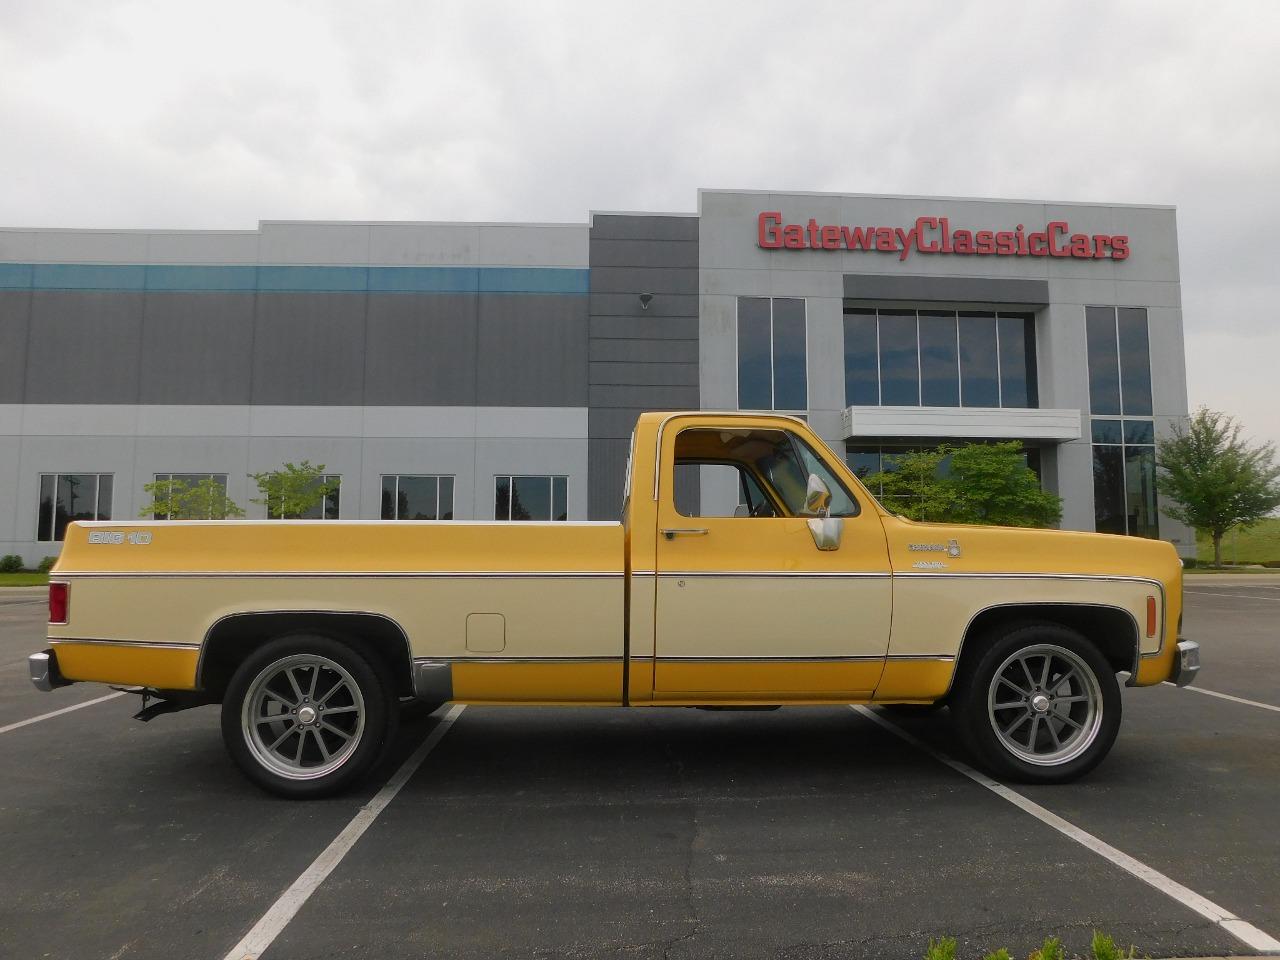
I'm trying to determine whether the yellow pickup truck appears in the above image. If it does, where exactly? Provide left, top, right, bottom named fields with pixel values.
left=29, top=412, right=1199, bottom=797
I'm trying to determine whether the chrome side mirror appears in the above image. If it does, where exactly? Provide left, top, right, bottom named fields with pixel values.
left=804, top=473, right=832, bottom=517
left=803, top=473, right=842, bottom=550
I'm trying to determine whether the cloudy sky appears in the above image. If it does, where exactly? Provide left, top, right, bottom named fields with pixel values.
left=2, top=1, right=1276, bottom=446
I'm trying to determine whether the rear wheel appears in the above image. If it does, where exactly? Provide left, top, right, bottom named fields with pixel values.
left=952, top=623, right=1121, bottom=783
left=221, top=634, right=397, bottom=798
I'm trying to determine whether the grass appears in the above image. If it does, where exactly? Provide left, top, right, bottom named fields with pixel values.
left=0, top=572, right=49, bottom=587
left=1196, top=517, right=1280, bottom=566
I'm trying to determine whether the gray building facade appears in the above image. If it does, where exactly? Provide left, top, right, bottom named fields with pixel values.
left=0, top=189, right=1192, bottom=564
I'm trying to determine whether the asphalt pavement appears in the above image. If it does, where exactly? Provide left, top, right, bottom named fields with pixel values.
left=0, top=581, right=1276, bottom=960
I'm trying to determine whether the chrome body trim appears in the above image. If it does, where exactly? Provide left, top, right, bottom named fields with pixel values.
left=49, top=637, right=201, bottom=650
left=657, top=571, right=891, bottom=579
left=28, top=649, right=69, bottom=691
left=197, top=609, right=415, bottom=693
left=411, top=659, right=454, bottom=702
left=1172, top=639, right=1201, bottom=688
left=53, top=570, right=624, bottom=579
left=429, top=655, right=622, bottom=664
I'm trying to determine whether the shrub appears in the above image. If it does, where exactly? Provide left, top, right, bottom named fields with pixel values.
left=0, top=554, right=23, bottom=573
left=1028, top=938, right=1064, bottom=960
left=1089, top=931, right=1136, bottom=960
left=38, top=556, right=57, bottom=573
left=1181, top=557, right=1198, bottom=569
left=924, top=938, right=957, bottom=960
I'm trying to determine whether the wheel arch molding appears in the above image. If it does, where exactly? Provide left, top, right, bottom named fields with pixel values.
left=197, top=610, right=414, bottom=701
left=949, top=602, right=1140, bottom=695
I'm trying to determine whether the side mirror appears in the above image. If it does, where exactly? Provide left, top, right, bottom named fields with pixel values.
left=803, top=473, right=842, bottom=550
left=804, top=473, right=832, bottom=517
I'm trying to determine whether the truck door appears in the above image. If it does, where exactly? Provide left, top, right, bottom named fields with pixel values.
left=652, top=420, right=892, bottom=700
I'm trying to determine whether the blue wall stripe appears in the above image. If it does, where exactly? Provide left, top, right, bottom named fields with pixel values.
left=0, top=263, right=589, bottom=294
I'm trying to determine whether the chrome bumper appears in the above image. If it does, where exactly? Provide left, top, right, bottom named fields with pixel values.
left=1170, top=639, right=1201, bottom=688
left=28, top=649, right=71, bottom=692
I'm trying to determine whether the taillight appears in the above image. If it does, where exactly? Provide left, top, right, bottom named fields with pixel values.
left=49, top=581, right=69, bottom=624
left=1146, top=595, right=1157, bottom=639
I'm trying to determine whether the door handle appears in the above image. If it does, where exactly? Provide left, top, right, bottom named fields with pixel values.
left=660, top=528, right=709, bottom=540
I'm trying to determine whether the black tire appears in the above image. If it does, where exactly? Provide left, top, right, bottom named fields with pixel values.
left=221, top=633, right=398, bottom=799
left=951, top=622, right=1121, bottom=784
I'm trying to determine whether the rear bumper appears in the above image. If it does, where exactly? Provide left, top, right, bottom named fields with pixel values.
left=28, top=649, right=72, bottom=692
left=1169, top=638, right=1201, bottom=688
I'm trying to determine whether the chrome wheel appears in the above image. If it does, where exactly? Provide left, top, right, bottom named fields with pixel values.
left=241, top=653, right=366, bottom=781
left=987, top=643, right=1103, bottom=767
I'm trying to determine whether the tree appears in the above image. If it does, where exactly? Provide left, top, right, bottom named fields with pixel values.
left=139, top=476, right=244, bottom=520
left=250, top=461, right=338, bottom=519
left=1157, top=407, right=1280, bottom=567
left=864, top=442, right=1061, bottom=527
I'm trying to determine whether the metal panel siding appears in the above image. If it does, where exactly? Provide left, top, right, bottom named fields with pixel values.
left=589, top=339, right=699, bottom=363
left=26, top=291, right=144, bottom=403
left=476, top=294, right=588, bottom=406
left=843, top=273, right=1050, bottom=304
left=0, top=291, right=31, bottom=403
left=590, top=215, right=699, bottom=242
left=363, top=294, right=478, bottom=405
left=589, top=266, right=699, bottom=296
left=587, top=215, right=700, bottom=519
left=139, top=293, right=256, bottom=404
left=251, top=293, right=368, bottom=405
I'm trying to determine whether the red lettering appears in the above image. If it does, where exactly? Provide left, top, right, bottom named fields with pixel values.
left=1047, top=221, right=1069, bottom=257
left=916, top=217, right=940, bottom=254
left=820, top=225, right=840, bottom=249
left=1028, top=232, right=1048, bottom=256
left=874, top=227, right=897, bottom=253
left=842, top=226, right=877, bottom=251
left=782, top=224, right=805, bottom=249
left=975, top=230, right=996, bottom=255
left=1111, top=235, right=1130, bottom=261
left=995, top=231, right=1016, bottom=255
left=1015, top=224, right=1028, bottom=256
left=895, top=225, right=917, bottom=261
left=1069, top=233, right=1093, bottom=258
left=758, top=212, right=783, bottom=249
left=953, top=229, right=975, bottom=254
left=807, top=218, right=822, bottom=248
left=1093, top=234, right=1113, bottom=258
left=939, top=217, right=952, bottom=253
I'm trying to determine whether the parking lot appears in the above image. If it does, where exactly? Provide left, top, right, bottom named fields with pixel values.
left=1, top=581, right=1277, bottom=960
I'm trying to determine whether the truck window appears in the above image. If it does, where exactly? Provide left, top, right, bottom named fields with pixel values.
left=673, top=428, right=859, bottom=519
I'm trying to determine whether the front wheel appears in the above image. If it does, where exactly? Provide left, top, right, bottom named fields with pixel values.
left=952, top=623, right=1121, bottom=783
left=221, top=634, right=396, bottom=798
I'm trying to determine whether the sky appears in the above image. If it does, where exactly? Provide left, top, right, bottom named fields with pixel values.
left=1, top=0, right=1277, bottom=448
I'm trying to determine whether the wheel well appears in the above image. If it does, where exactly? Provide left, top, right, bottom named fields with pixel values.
left=198, top=612, right=414, bottom=701
left=957, top=604, right=1138, bottom=679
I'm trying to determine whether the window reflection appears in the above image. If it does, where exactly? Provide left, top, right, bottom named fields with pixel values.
left=37, top=473, right=113, bottom=541
left=737, top=297, right=807, bottom=411
left=958, top=312, right=999, bottom=407
left=494, top=475, right=568, bottom=521
left=381, top=475, right=454, bottom=520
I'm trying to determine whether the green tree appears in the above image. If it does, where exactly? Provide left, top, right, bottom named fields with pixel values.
left=250, top=461, right=338, bottom=519
left=864, top=442, right=1061, bottom=528
left=139, top=477, right=244, bottom=520
left=1157, top=407, right=1280, bottom=567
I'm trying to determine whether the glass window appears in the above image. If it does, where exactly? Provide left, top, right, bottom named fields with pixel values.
left=37, top=473, right=113, bottom=541
left=843, top=310, right=879, bottom=405
left=381, top=475, right=454, bottom=520
left=1125, top=446, right=1159, bottom=539
left=152, top=473, right=229, bottom=520
left=772, top=298, right=807, bottom=410
left=296, top=476, right=340, bottom=520
left=878, top=310, right=919, bottom=405
left=1091, top=419, right=1123, bottom=444
left=997, top=313, right=1038, bottom=408
left=1092, top=445, right=1127, bottom=535
left=737, top=297, right=772, bottom=410
left=919, top=311, right=959, bottom=407
left=1117, top=307, right=1153, bottom=416
left=958, top=312, right=999, bottom=407
left=673, top=428, right=859, bottom=519
left=495, top=476, right=568, bottom=521
left=737, top=297, right=807, bottom=411
left=845, top=447, right=881, bottom=483
left=1123, top=420, right=1155, bottom=445
left=1086, top=306, right=1122, bottom=416
left=674, top=463, right=779, bottom=518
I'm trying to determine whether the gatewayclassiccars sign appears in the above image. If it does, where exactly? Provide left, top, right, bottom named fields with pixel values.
left=756, top=211, right=1130, bottom=261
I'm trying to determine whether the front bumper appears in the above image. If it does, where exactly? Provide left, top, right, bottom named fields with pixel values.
left=1169, top=638, right=1201, bottom=688
left=28, top=649, right=71, bottom=692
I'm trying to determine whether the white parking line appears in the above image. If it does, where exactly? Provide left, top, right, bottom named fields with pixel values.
left=0, top=691, right=126, bottom=735
left=850, top=705, right=1280, bottom=954
left=1171, top=683, right=1280, bottom=714
left=222, top=704, right=466, bottom=960
left=1184, top=590, right=1280, bottom=601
